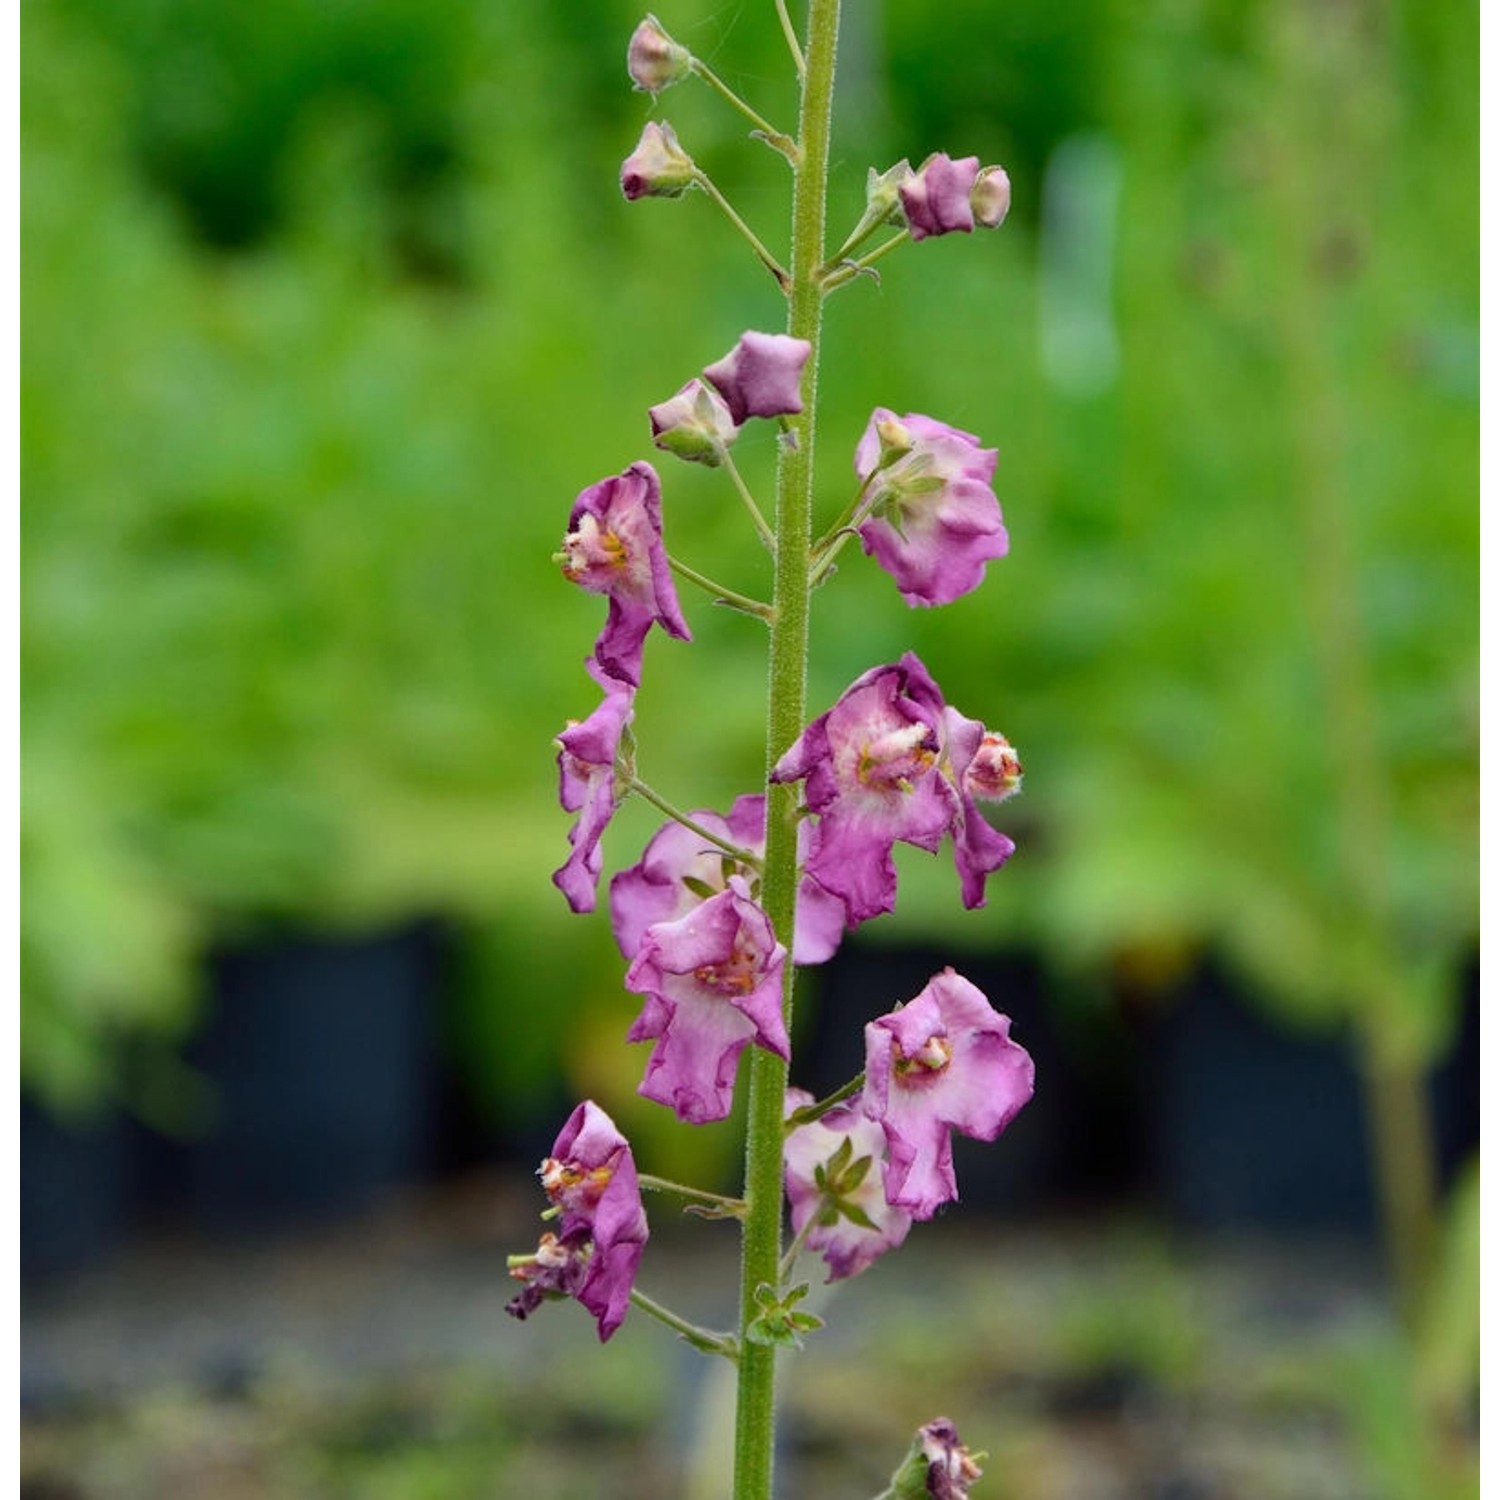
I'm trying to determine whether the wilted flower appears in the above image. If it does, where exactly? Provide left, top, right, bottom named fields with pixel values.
left=771, top=653, right=955, bottom=924
left=898, top=153, right=980, bottom=241
left=624, top=878, right=790, bottom=1123
left=621, top=120, right=696, bottom=201
left=627, top=16, right=690, bottom=94
left=559, top=460, right=690, bottom=686
left=648, top=378, right=739, bottom=466
left=885, top=1418, right=985, bottom=1499
left=610, top=793, right=848, bottom=966
left=506, top=1101, right=648, bottom=1341
left=784, top=1088, right=912, bottom=1281
left=863, top=968, right=1034, bottom=1219
left=552, top=661, right=636, bottom=914
left=854, top=409, right=1007, bottom=607
left=702, top=331, right=811, bottom=425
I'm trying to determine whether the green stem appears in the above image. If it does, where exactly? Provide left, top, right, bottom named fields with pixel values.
left=637, top=1174, right=747, bottom=1217
left=667, top=555, right=773, bottom=620
left=776, top=1207, right=820, bottom=1283
left=626, top=777, right=762, bottom=867
left=694, top=171, right=792, bottom=291
left=720, top=448, right=778, bottom=552
left=784, top=1072, right=865, bottom=1132
left=689, top=58, right=796, bottom=159
left=774, top=0, right=806, bottom=79
left=630, top=1288, right=739, bottom=1359
left=733, top=3, right=840, bottom=1497
left=821, top=229, right=910, bottom=291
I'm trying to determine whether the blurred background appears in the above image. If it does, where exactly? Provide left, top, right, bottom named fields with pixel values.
left=21, top=0, right=1477, bottom=1495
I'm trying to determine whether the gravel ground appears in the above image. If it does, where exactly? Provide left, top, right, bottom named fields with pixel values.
left=20, top=1172, right=1472, bottom=1499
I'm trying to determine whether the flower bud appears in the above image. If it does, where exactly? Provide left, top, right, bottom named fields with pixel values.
left=648, top=378, right=739, bottom=466
left=620, top=121, right=696, bottom=201
left=627, top=16, right=690, bottom=94
left=899, top=152, right=980, bottom=241
left=703, top=330, right=810, bottom=424
left=971, top=165, right=1011, bottom=229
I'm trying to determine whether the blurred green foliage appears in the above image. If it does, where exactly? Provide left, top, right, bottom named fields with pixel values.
left=22, top=0, right=1475, bottom=1128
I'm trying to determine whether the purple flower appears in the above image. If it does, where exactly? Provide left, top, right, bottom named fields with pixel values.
left=559, top=461, right=691, bottom=686
left=648, top=378, right=739, bottom=467
left=621, top=120, right=696, bottom=201
left=784, top=1088, right=912, bottom=1281
left=552, top=660, right=635, bottom=914
left=702, top=331, right=810, bottom=425
left=627, top=16, right=690, bottom=94
left=854, top=410, right=1007, bottom=607
left=624, top=878, right=789, bottom=1123
left=610, top=793, right=848, bottom=966
left=506, top=1101, right=648, bottom=1342
left=898, top=153, right=980, bottom=242
left=771, top=653, right=957, bottom=924
left=863, top=968, right=1033, bottom=1219
left=938, top=706, right=1019, bottom=910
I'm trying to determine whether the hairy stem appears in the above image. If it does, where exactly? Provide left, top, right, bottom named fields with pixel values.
left=733, top=3, right=840, bottom=1497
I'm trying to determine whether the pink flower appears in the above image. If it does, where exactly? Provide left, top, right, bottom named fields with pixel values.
left=938, top=705, right=1019, bottom=910
left=784, top=1088, right=912, bottom=1281
left=506, top=1101, right=648, bottom=1342
left=702, top=331, right=810, bottom=425
left=559, top=461, right=691, bottom=686
left=854, top=410, right=1007, bottom=607
left=771, top=654, right=957, bottom=924
left=624, top=878, right=790, bottom=1123
left=899, top=153, right=980, bottom=241
left=551, top=660, right=635, bottom=914
left=863, top=969, right=1033, bottom=1219
left=609, top=793, right=848, bottom=966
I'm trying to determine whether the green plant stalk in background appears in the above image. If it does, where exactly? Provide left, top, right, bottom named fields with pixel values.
left=734, top=3, right=841, bottom=1493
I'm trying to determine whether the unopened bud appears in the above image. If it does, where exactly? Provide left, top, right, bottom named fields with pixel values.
left=873, top=414, right=915, bottom=468
left=971, top=165, right=1011, bottom=229
left=648, top=378, right=739, bottom=465
left=627, top=16, right=690, bottom=94
left=621, top=120, right=696, bottom=201
left=899, top=153, right=980, bottom=242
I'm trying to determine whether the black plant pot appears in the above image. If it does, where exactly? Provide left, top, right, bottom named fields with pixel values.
left=176, top=921, right=446, bottom=1233
left=20, top=1100, right=134, bottom=1280
left=1143, top=961, right=1479, bottom=1236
